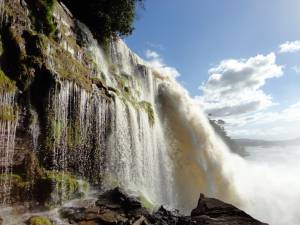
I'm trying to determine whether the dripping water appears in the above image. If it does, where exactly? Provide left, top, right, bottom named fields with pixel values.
left=0, top=92, right=18, bottom=206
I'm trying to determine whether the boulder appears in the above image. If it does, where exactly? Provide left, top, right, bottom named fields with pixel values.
left=191, top=193, right=268, bottom=225
left=61, top=187, right=149, bottom=224
left=60, top=188, right=268, bottom=225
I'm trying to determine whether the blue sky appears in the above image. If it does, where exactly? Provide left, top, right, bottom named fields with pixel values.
left=125, top=0, right=300, bottom=140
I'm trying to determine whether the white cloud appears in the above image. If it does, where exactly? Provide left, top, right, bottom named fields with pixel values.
left=145, top=49, right=180, bottom=78
left=197, top=53, right=283, bottom=117
left=279, top=41, right=300, bottom=53
left=221, top=101, right=300, bottom=140
left=146, top=50, right=160, bottom=59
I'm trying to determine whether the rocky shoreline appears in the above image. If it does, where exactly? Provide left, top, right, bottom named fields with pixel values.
left=60, top=188, right=267, bottom=225
left=0, top=187, right=268, bottom=224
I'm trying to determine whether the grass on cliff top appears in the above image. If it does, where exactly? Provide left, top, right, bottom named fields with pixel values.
left=0, top=69, right=16, bottom=93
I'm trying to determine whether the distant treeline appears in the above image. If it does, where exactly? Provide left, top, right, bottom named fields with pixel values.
left=235, top=138, right=300, bottom=148
left=209, top=119, right=247, bottom=156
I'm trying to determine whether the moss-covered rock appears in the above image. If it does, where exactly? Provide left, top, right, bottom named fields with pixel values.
left=0, top=105, right=17, bottom=121
left=139, top=101, right=155, bottom=126
left=0, top=174, right=31, bottom=203
left=27, top=216, right=52, bottom=225
left=34, top=171, right=81, bottom=206
left=0, top=69, right=16, bottom=93
left=138, top=194, right=155, bottom=211
left=27, top=0, right=57, bottom=36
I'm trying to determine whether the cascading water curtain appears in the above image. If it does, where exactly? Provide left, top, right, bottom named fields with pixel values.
left=0, top=92, right=18, bottom=206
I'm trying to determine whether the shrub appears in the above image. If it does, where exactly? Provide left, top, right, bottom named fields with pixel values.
left=61, top=0, right=144, bottom=44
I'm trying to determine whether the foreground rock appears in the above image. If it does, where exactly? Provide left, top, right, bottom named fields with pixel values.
left=191, top=194, right=267, bottom=225
left=60, top=188, right=267, bottom=225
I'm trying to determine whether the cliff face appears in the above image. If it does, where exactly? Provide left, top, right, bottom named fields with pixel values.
left=0, top=0, right=162, bottom=207
left=0, top=1, right=268, bottom=225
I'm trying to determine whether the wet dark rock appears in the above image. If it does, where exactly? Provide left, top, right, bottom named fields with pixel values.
left=95, top=187, right=142, bottom=211
left=190, top=194, right=267, bottom=225
left=61, top=188, right=151, bottom=224
left=61, top=188, right=267, bottom=225
left=150, top=206, right=183, bottom=224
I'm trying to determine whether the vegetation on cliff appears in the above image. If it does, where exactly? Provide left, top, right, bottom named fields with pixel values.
left=27, top=0, right=57, bottom=35
left=61, top=0, right=144, bottom=44
left=0, top=69, right=16, bottom=93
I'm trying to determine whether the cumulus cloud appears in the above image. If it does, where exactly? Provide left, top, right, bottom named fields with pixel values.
left=197, top=53, right=283, bottom=117
left=279, top=40, right=300, bottom=53
left=219, top=101, right=300, bottom=140
left=145, top=49, right=180, bottom=78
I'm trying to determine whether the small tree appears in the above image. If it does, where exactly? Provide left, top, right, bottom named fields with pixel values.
left=61, top=0, right=144, bottom=44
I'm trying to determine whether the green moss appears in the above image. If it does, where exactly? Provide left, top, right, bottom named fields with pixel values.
left=139, top=194, right=154, bottom=211
left=139, top=101, right=155, bottom=126
left=0, top=69, right=16, bottom=93
left=0, top=174, right=22, bottom=183
left=67, top=121, right=82, bottom=148
left=91, top=77, right=107, bottom=89
left=112, top=72, right=155, bottom=125
left=0, top=36, right=3, bottom=56
left=27, top=216, right=52, bottom=225
left=52, top=48, right=93, bottom=91
left=0, top=105, right=17, bottom=121
left=42, top=171, right=80, bottom=201
left=28, top=0, right=57, bottom=35
left=51, top=120, right=62, bottom=141
left=0, top=173, right=30, bottom=190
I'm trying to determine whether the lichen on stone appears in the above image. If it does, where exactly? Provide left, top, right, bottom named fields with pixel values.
left=27, top=216, right=52, bottom=225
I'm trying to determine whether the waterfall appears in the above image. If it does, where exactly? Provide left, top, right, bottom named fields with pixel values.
left=0, top=92, right=18, bottom=205
left=45, top=80, right=111, bottom=202
left=30, top=110, right=40, bottom=151
left=155, top=79, right=243, bottom=211
left=102, top=96, right=174, bottom=207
